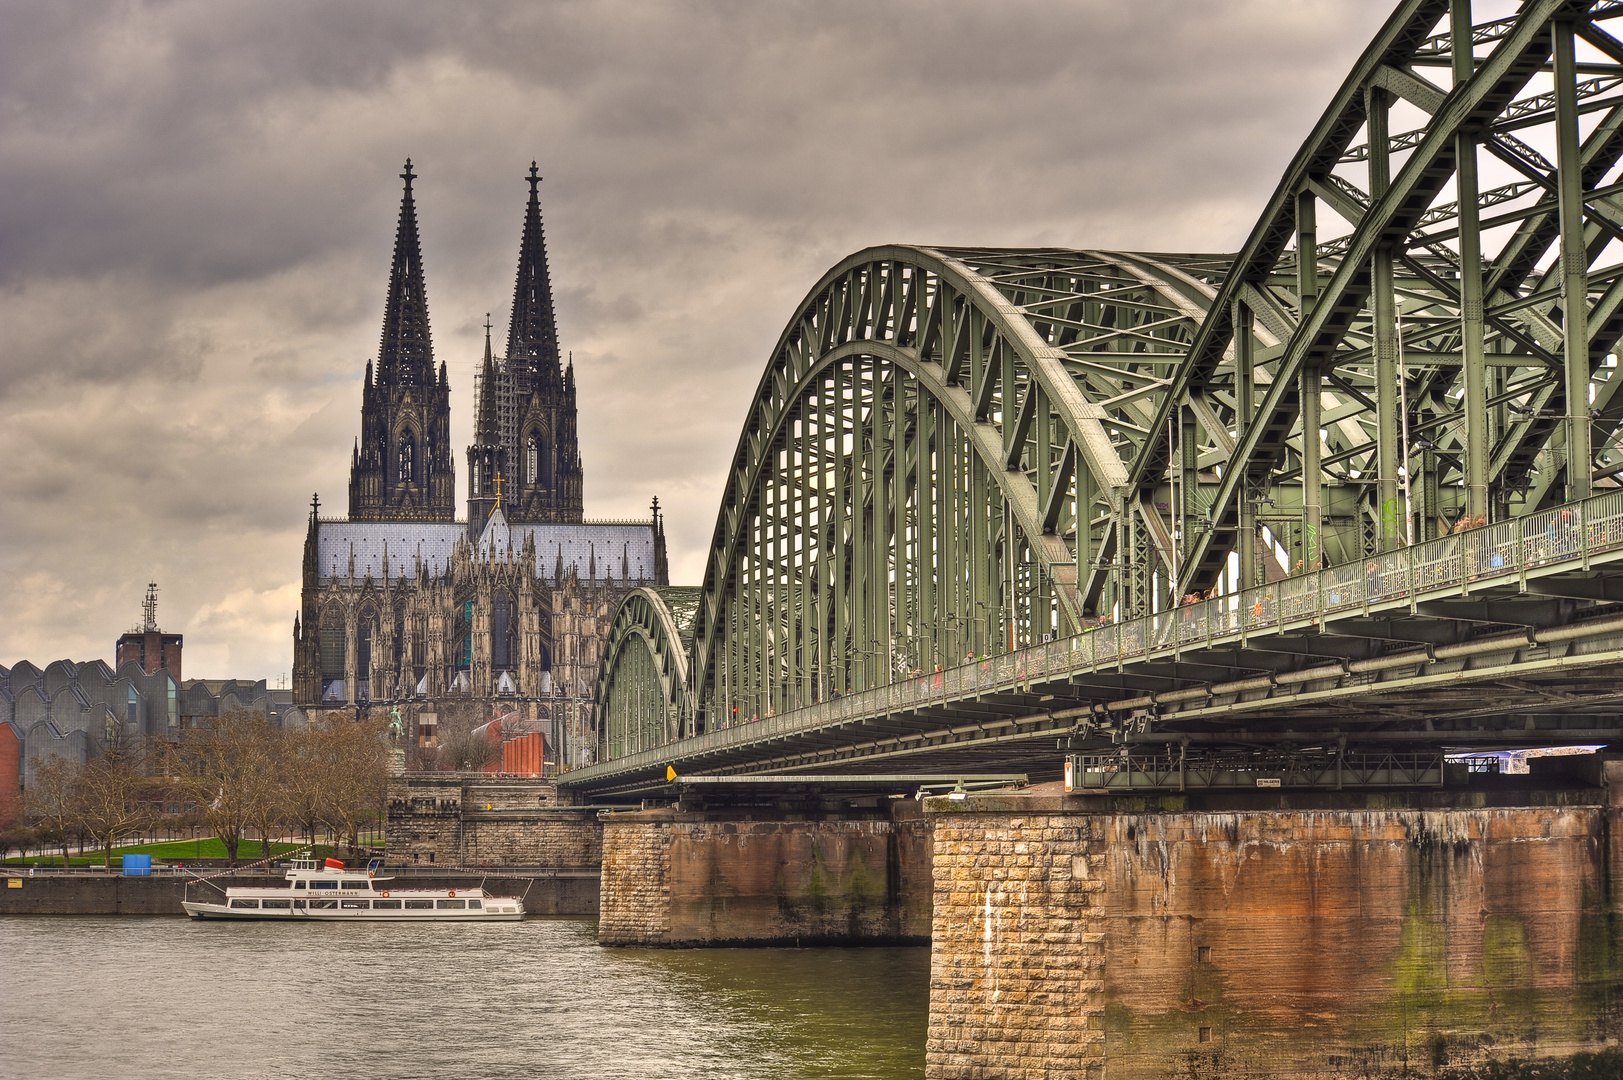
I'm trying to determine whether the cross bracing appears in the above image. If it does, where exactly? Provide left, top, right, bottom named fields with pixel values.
left=579, top=0, right=1623, bottom=794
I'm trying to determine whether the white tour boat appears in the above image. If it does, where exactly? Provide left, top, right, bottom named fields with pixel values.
left=181, top=858, right=524, bottom=921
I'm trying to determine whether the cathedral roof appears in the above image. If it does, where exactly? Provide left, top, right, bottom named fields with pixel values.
left=316, top=522, right=466, bottom=580
left=476, top=505, right=510, bottom=555
left=315, top=519, right=659, bottom=584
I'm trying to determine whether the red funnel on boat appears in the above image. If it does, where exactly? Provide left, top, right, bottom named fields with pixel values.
left=324, top=858, right=345, bottom=871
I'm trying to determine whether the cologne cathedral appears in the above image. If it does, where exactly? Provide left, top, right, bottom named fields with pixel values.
left=292, top=161, right=667, bottom=766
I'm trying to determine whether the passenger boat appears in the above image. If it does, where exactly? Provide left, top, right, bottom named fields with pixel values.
left=181, top=858, right=524, bottom=921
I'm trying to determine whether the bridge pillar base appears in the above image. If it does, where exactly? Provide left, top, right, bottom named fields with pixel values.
left=925, top=775, right=1623, bottom=1080
left=597, top=801, right=932, bottom=947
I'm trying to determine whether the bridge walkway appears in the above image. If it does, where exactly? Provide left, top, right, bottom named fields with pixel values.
left=563, top=489, right=1623, bottom=797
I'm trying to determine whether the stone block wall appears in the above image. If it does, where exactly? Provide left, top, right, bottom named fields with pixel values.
left=598, top=818, right=672, bottom=945
left=460, top=811, right=602, bottom=866
left=929, top=810, right=1106, bottom=1079
left=925, top=789, right=1623, bottom=1080
left=387, top=773, right=601, bottom=869
left=598, top=803, right=933, bottom=947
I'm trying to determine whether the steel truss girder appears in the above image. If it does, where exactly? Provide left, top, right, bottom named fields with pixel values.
left=1143, top=0, right=1623, bottom=595
left=685, top=246, right=1228, bottom=735
left=597, top=587, right=699, bottom=756
left=590, top=0, right=1623, bottom=786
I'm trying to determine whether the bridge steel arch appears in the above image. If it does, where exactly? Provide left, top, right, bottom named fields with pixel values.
left=587, top=0, right=1623, bottom=776
left=597, top=587, right=700, bottom=760
left=685, top=246, right=1233, bottom=733
left=1129, top=0, right=1623, bottom=599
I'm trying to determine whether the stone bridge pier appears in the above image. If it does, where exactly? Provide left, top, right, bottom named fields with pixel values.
left=922, top=765, right=1623, bottom=1080
left=597, top=797, right=933, bottom=947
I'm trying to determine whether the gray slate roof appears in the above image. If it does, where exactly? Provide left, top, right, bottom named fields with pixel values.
left=316, top=517, right=657, bottom=583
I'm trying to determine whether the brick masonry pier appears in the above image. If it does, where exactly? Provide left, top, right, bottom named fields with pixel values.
left=597, top=799, right=933, bottom=946
left=923, top=770, right=1623, bottom=1080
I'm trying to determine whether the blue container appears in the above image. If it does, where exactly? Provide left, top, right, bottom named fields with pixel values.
left=122, top=854, right=152, bottom=876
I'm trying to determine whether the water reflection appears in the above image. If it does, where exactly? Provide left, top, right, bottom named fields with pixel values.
left=0, top=917, right=928, bottom=1080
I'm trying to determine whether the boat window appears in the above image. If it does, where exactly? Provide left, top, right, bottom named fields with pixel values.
left=294, top=881, right=306, bottom=890
left=312, top=881, right=337, bottom=890
left=262, top=899, right=292, bottom=909
left=343, top=880, right=369, bottom=890
left=293, top=899, right=307, bottom=908
left=341, top=899, right=370, bottom=909
left=467, top=899, right=482, bottom=909
left=374, top=899, right=402, bottom=909
left=229, top=899, right=259, bottom=909
left=309, top=899, right=339, bottom=909
left=404, top=899, right=434, bottom=909
left=437, top=899, right=466, bottom=910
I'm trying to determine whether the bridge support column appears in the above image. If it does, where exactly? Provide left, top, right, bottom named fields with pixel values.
left=598, top=799, right=932, bottom=947
left=925, top=775, right=1623, bottom=1080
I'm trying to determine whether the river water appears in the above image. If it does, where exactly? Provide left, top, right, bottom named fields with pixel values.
left=0, top=917, right=929, bottom=1079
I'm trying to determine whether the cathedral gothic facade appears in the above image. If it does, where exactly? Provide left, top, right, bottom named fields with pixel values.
left=293, top=162, right=667, bottom=767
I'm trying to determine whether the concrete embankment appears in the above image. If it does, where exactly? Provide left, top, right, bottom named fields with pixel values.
left=0, top=870, right=599, bottom=916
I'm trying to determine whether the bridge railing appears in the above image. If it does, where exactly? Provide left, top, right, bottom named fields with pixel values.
left=579, top=488, right=1623, bottom=780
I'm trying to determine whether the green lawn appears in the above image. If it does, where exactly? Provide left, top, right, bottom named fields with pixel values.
left=4, top=838, right=308, bottom=865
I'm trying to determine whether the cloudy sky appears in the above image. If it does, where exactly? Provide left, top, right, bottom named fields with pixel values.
left=0, top=0, right=1396, bottom=682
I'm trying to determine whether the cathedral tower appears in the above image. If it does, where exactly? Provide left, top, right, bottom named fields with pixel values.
left=504, top=164, right=583, bottom=525
left=350, top=160, right=456, bottom=522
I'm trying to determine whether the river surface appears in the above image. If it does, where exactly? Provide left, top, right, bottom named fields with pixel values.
left=0, top=917, right=929, bottom=1079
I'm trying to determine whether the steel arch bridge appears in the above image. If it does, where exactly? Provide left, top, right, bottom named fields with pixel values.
left=580, top=0, right=1623, bottom=796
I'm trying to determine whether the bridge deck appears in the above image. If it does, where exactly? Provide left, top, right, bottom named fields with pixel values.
left=565, top=490, right=1623, bottom=797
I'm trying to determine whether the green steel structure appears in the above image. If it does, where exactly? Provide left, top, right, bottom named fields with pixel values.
left=597, top=586, right=699, bottom=759
left=581, top=0, right=1623, bottom=795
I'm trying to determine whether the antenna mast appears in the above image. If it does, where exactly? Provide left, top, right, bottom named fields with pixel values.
left=141, top=582, right=160, bottom=632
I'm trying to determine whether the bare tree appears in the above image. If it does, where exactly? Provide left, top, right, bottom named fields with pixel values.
left=278, top=720, right=338, bottom=849
left=24, top=755, right=79, bottom=865
left=316, top=716, right=389, bottom=855
left=436, top=706, right=500, bottom=773
left=248, top=729, right=287, bottom=862
left=166, top=709, right=271, bottom=864
left=1, top=787, right=35, bottom=862
left=404, top=736, right=442, bottom=772
left=75, top=745, right=154, bottom=867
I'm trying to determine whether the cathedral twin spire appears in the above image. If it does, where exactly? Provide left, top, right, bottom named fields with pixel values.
left=348, top=159, right=454, bottom=522
left=377, top=160, right=437, bottom=390
left=347, top=159, right=582, bottom=530
left=508, top=162, right=562, bottom=394
left=469, top=160, right=584, bottom=534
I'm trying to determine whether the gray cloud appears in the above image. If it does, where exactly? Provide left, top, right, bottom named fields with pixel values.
left=0, top=0, right=1394, bottom=679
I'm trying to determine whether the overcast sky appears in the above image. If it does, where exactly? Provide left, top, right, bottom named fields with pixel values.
left=0, top=0, right=1396, bottom=682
